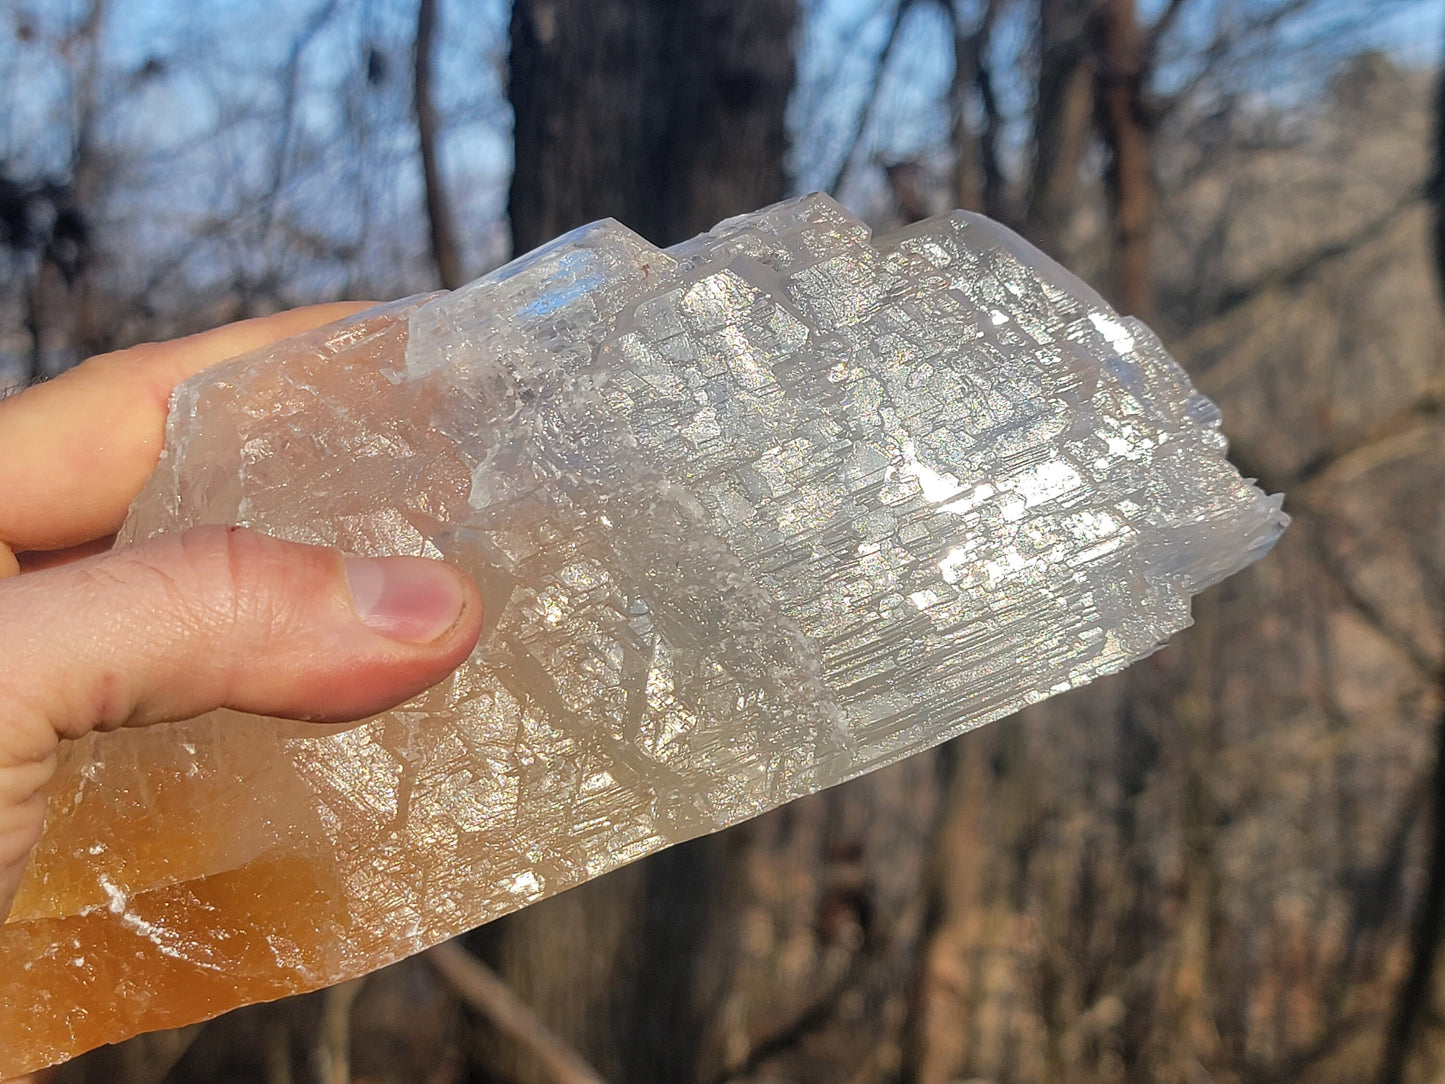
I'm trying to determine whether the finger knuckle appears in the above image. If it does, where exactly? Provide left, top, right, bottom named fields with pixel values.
left=176, top=526, right=316, bottom=640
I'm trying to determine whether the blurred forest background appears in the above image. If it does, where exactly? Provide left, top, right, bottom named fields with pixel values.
left=4, top=0, right=1444, bottom=1081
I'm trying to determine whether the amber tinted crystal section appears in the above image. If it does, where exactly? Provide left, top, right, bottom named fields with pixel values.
left=0, top=196, right=1285, bottom=1073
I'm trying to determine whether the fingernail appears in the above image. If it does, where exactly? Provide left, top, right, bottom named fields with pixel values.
left=344, top=557, right=468, bottom=643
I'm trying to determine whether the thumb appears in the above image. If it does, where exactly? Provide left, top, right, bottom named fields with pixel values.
left=0, top=525, right=484, bottom=916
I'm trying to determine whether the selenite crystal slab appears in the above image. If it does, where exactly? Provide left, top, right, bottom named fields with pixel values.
left=0, top=195, right=1285, bottom=1072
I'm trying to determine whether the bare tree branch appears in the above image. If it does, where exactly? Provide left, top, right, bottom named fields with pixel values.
left=1376, top=31, right=1445, bottom=1078
left=1309, top=520, right=1438, bottom=684
left=1026, top=0, right=1095, bottom=249
left=946, top=0, right=1006, bottom=218
left=826, top=0, right=915, bottom=197
left=1144, top=0, right=1190, bottom=65
left=705, top=954, right=873, bottom=1084
left=426, top=940, right=610, bottom=1084
left=1186, top=188, right=1425, bottom=380
left=1378, top=673, right=1445, bottom=1084
left=1151, top=0, right=1327, bottom=124
left=258, top=0, right=339, bottom=246
left=68, top=0, right=110, bottom=196
left=415, top=0, right=464, bottom=289
left=1090, top=0, right=1155, bottom=317
left=1221, top=189, right=1423, bottom=320
left=1291, top=401, right=1443, bottom=506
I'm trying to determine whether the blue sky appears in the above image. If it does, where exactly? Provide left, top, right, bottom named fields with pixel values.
left=0, top=0, right=1437, bottom=321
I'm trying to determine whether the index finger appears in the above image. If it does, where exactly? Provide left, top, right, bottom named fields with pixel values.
left=0, top=303, right=373, bottom=562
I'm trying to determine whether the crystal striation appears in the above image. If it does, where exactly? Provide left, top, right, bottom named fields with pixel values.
left=0, top=195, right=1285, bottom=1073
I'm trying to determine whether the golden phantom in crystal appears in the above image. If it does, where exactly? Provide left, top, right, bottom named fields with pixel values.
left=0, top=195, right=1285, bottom=1073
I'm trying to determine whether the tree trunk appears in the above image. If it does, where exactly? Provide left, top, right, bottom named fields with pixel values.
left=1089, top=0, right=1154, bottom=318
left=1025, top=0, right=1094, bottom=257
left=507, top=0, right=795, bottom=253
left=415, top=0, right=464, bottom=289
left=948, top=0, right=1005, bottom=221
left=1375, top=31, right=1445, bottom=1082
left=490, top=5, right=798, bottom=1082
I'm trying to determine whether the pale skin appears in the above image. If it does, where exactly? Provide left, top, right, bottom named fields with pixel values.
left=0, top=305, right=486, bottom=927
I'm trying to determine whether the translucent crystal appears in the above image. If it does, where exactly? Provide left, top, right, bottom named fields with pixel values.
left=0, top=195, right=1285, bottom=1073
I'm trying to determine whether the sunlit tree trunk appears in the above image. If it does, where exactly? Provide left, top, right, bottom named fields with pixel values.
left=1090, top=0, right=1154, bottom=318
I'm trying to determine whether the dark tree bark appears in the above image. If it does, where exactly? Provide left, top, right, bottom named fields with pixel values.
left=1023, top=0, right=1161, bottom=316
left=1379, top=697, right=1445, bottom=1084
left=507, top=0, right=796, bottom=252
left=487, top=5, right=798, bottom=1082
left=1025, top=0, right=1094, bottom=255
left=947, top=0, right=1005, bottom=221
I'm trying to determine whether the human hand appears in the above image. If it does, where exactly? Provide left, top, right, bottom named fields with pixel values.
left=0, top=306, right=485, bottom=921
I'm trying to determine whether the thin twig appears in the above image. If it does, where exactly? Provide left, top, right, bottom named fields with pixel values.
left=257, top=0, right=340, bottom=245
left=825, top=0, right=915, bottom=197
left=1210, top=188, right=1424, bottom=326
left=1144, top=0, right=1191, bottom=64
left=1309, top=522, right=1437, bottom=681
left=426, top=939, right=610, bottom=1084
left=414, top=0, right=464, bottom=288
left=1291, top=408, right=1442, bottom=507
left=319, top=976, right=365, bottom=1084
